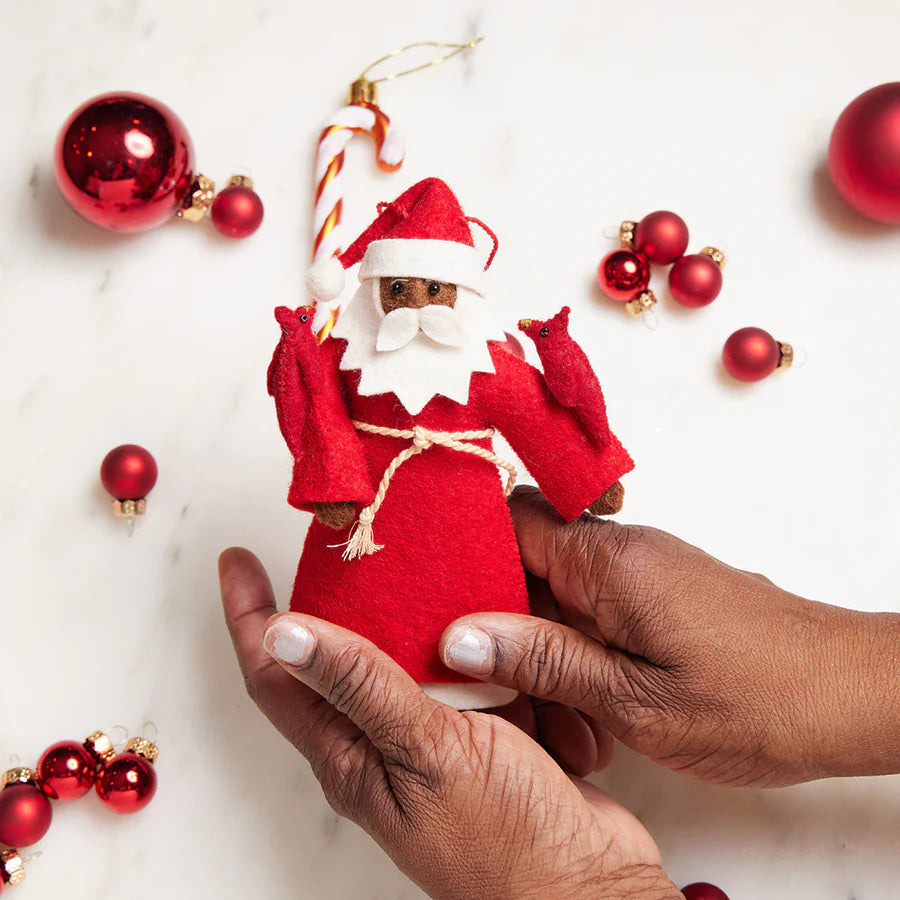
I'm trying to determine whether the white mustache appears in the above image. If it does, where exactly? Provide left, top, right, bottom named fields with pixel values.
left=376, top=304, right=465, bottom=352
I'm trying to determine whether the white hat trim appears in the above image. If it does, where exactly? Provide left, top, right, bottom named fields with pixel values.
left=358, top=238, right=486, bottom=296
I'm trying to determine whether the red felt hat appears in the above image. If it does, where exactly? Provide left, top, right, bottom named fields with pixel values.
left=306, top=177, right=498, bottom=302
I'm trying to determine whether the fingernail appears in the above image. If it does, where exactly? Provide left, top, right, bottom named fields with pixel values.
left=443, top=626, right=494, bottom=676
left=264, top=620, right=315, bottom=667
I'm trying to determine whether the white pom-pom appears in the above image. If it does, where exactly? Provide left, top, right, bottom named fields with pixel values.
left=306, top=256, right=345, bottom=302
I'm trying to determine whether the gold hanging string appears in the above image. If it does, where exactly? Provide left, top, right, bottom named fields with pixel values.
left=358, top=37, right=484, bottom=86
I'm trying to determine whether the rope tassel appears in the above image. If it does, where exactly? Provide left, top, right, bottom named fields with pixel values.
left=341, top=508, right=383, bottom=560
left=337, top=422, right=517, bottom=561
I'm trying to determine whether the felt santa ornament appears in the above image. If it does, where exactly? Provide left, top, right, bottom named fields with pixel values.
left=269, top=177, right=633, bottom=709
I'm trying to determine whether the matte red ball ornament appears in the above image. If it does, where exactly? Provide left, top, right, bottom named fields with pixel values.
left=100, top=444, right=158, bottom=519
left=828, top=82, right=900, bottom=223
left=681, top=883, right=730, bottom=900
left=597, top=249, right=651, bottom=301
left=0, top=774, right=53, bottom=848
left=631, top=210, right=690, bottom=264
left=668, top=247, right=724, bottom=308
left=37, top=741, right=97, bottom=801
left=210, top=176, right=264, bottom=238
left=722, top=327, right=793, bottom=382
left=54, top=92, right=195, bottom=233
left=96, top=738, right=158, bottom=814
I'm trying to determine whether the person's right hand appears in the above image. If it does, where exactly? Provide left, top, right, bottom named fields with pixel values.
left=440, top=487, right=900, bottom=788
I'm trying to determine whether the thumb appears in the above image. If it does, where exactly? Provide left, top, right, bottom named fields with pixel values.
left=438, top=613, right=642, bottom=726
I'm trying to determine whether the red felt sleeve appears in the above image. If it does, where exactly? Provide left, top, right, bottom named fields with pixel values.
left=476, top=345, right=634, bottom=522
left=268, top=312, right=373, bottom=511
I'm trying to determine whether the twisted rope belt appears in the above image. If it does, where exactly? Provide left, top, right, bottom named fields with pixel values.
left=337, top=421, right=518, bottom=561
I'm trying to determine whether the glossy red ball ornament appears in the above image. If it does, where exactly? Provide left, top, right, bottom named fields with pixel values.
left=54, top=92, right=195, bottom=233
left=597, top=249, right=651, bottom=301
left=100, top=444, right=158, bottom=501
left=0, top=783, right=53, bottom=847
left=96, top=739, right=158, bottom=814
left=37, top=741, right=97, bottom=801
left=633, top=210, right=690, bottom=264
left=669, top=250, right=723, bottom=308
left=722, top=327, right=792, bottom=382
left=210, top=177, right=264, bottom=238
left=828, top=82, right=900, bottom=223
left=499, top=331, right=526, bottom=359
left=681, top=883, right=730, bottom=900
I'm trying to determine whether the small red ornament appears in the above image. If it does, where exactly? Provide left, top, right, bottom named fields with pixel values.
left=629, top=210, right=690, bottom=264
left=499, top=331, right=525, bottom=359
left=100, top=444, right=158, bottom=518
left=722, top=327, right=793, bottom=382
left=828, top=82, right=900, bottom=223
left=669, top=247, right=724, bottom=308
left=54, top=92, right=195, bottom=233
left=210, top=175, right=264, bottom=238
left=96, top=737, right=158, bottom=815
left=597, top=249, right=651, bottom=301
left=0, top=771, right=52, bottom=848
left=681, top=882, right=730, bottom=900
left=37, top=741, right=97, bottom=801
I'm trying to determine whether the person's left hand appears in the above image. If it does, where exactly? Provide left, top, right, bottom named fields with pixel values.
left=220, top=547, right=680, bottom=900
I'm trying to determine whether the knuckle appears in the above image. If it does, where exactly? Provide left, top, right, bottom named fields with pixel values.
left=324, top=647, right=385, bottom=719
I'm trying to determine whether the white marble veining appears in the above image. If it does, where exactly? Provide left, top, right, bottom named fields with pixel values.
left=1, top=1, right=899, bottom=897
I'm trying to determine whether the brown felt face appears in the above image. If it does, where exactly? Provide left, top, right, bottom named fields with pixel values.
left=379, top=278, right=457, bottom=314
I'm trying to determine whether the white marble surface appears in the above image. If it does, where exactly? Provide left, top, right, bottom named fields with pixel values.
left=1, top=0, right=899, bottom=897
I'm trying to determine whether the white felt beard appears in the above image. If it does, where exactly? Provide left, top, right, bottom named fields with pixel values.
left=331, top=280, right=506, bottom=415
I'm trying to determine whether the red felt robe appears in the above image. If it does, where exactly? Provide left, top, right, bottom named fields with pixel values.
left=271, top=329, right=634, bottom=685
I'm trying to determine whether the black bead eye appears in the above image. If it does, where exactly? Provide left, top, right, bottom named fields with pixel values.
left=539, top=326, right=549, bottom=337
left=391, top=280, right=405, bottom=295
left=428, top=281, right=441, bottom=296
left=299, top=313, right=309, bottom=323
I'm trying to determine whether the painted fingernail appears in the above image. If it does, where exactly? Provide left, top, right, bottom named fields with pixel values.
left=443, top=626, right=494, bottom=676
left=264, top=620, right=315, bottom=667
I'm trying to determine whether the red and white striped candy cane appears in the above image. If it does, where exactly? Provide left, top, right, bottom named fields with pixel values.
left=313, top=94, right=404, bottom=339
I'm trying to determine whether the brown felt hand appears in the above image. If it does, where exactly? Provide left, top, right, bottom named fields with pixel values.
left=313, top=501, right=357, bottom=530
left=588, top=480, right=624, bottom=516
left=440, top=486, right=900, bottom=788
left=220, top=549, right=681, bottom=900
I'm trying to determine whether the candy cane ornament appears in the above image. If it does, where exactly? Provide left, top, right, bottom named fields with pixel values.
left=312, top=84, right=404, bottom=338
left=308, top=39, right=483, bottom=339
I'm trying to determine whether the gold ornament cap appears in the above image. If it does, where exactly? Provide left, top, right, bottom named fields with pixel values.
left=349, top=78, right=377, bottom=105
left=619, top=220, right=637, bottom=248
left=125, top=737, right=159, bottom=765
left=1, top=849, right=25, bottom=886
left=84, top=731, right=116, bottom=765
left=1, top=767, right=35, bottom=789
left=225, top=174, right=254, bottom=190
left=625, top=290, right=657, bottom=316
left=778, top=341, right=794, bottom=370
left=112, top=498, right=146, bottom=518
left=178, top=173, right=216, bottom=223
left=700, top=246, right=726, bottom=267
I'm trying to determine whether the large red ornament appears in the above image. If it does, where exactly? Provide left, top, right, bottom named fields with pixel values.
left=722, top=327, right=792, bottom=382
left=54, top=92, right=195, bottom=233
left=669, top=248, right=724, bottom=308
left=100, top=444, right=158, bottom=501
left=96, top=738, right=158, bottom=814
left=0, top=775, right=53, bottom=848
left=37, top=741, right=97, bottom=801
left=210, top=176, right=264, bottom=238
left=828, top=82, right=900, bottom=223
left=632, top=210, right=689, bottom=264
left=681, top=883, right=730, bottom=900
left=597, top=249, right=651, bottom=301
